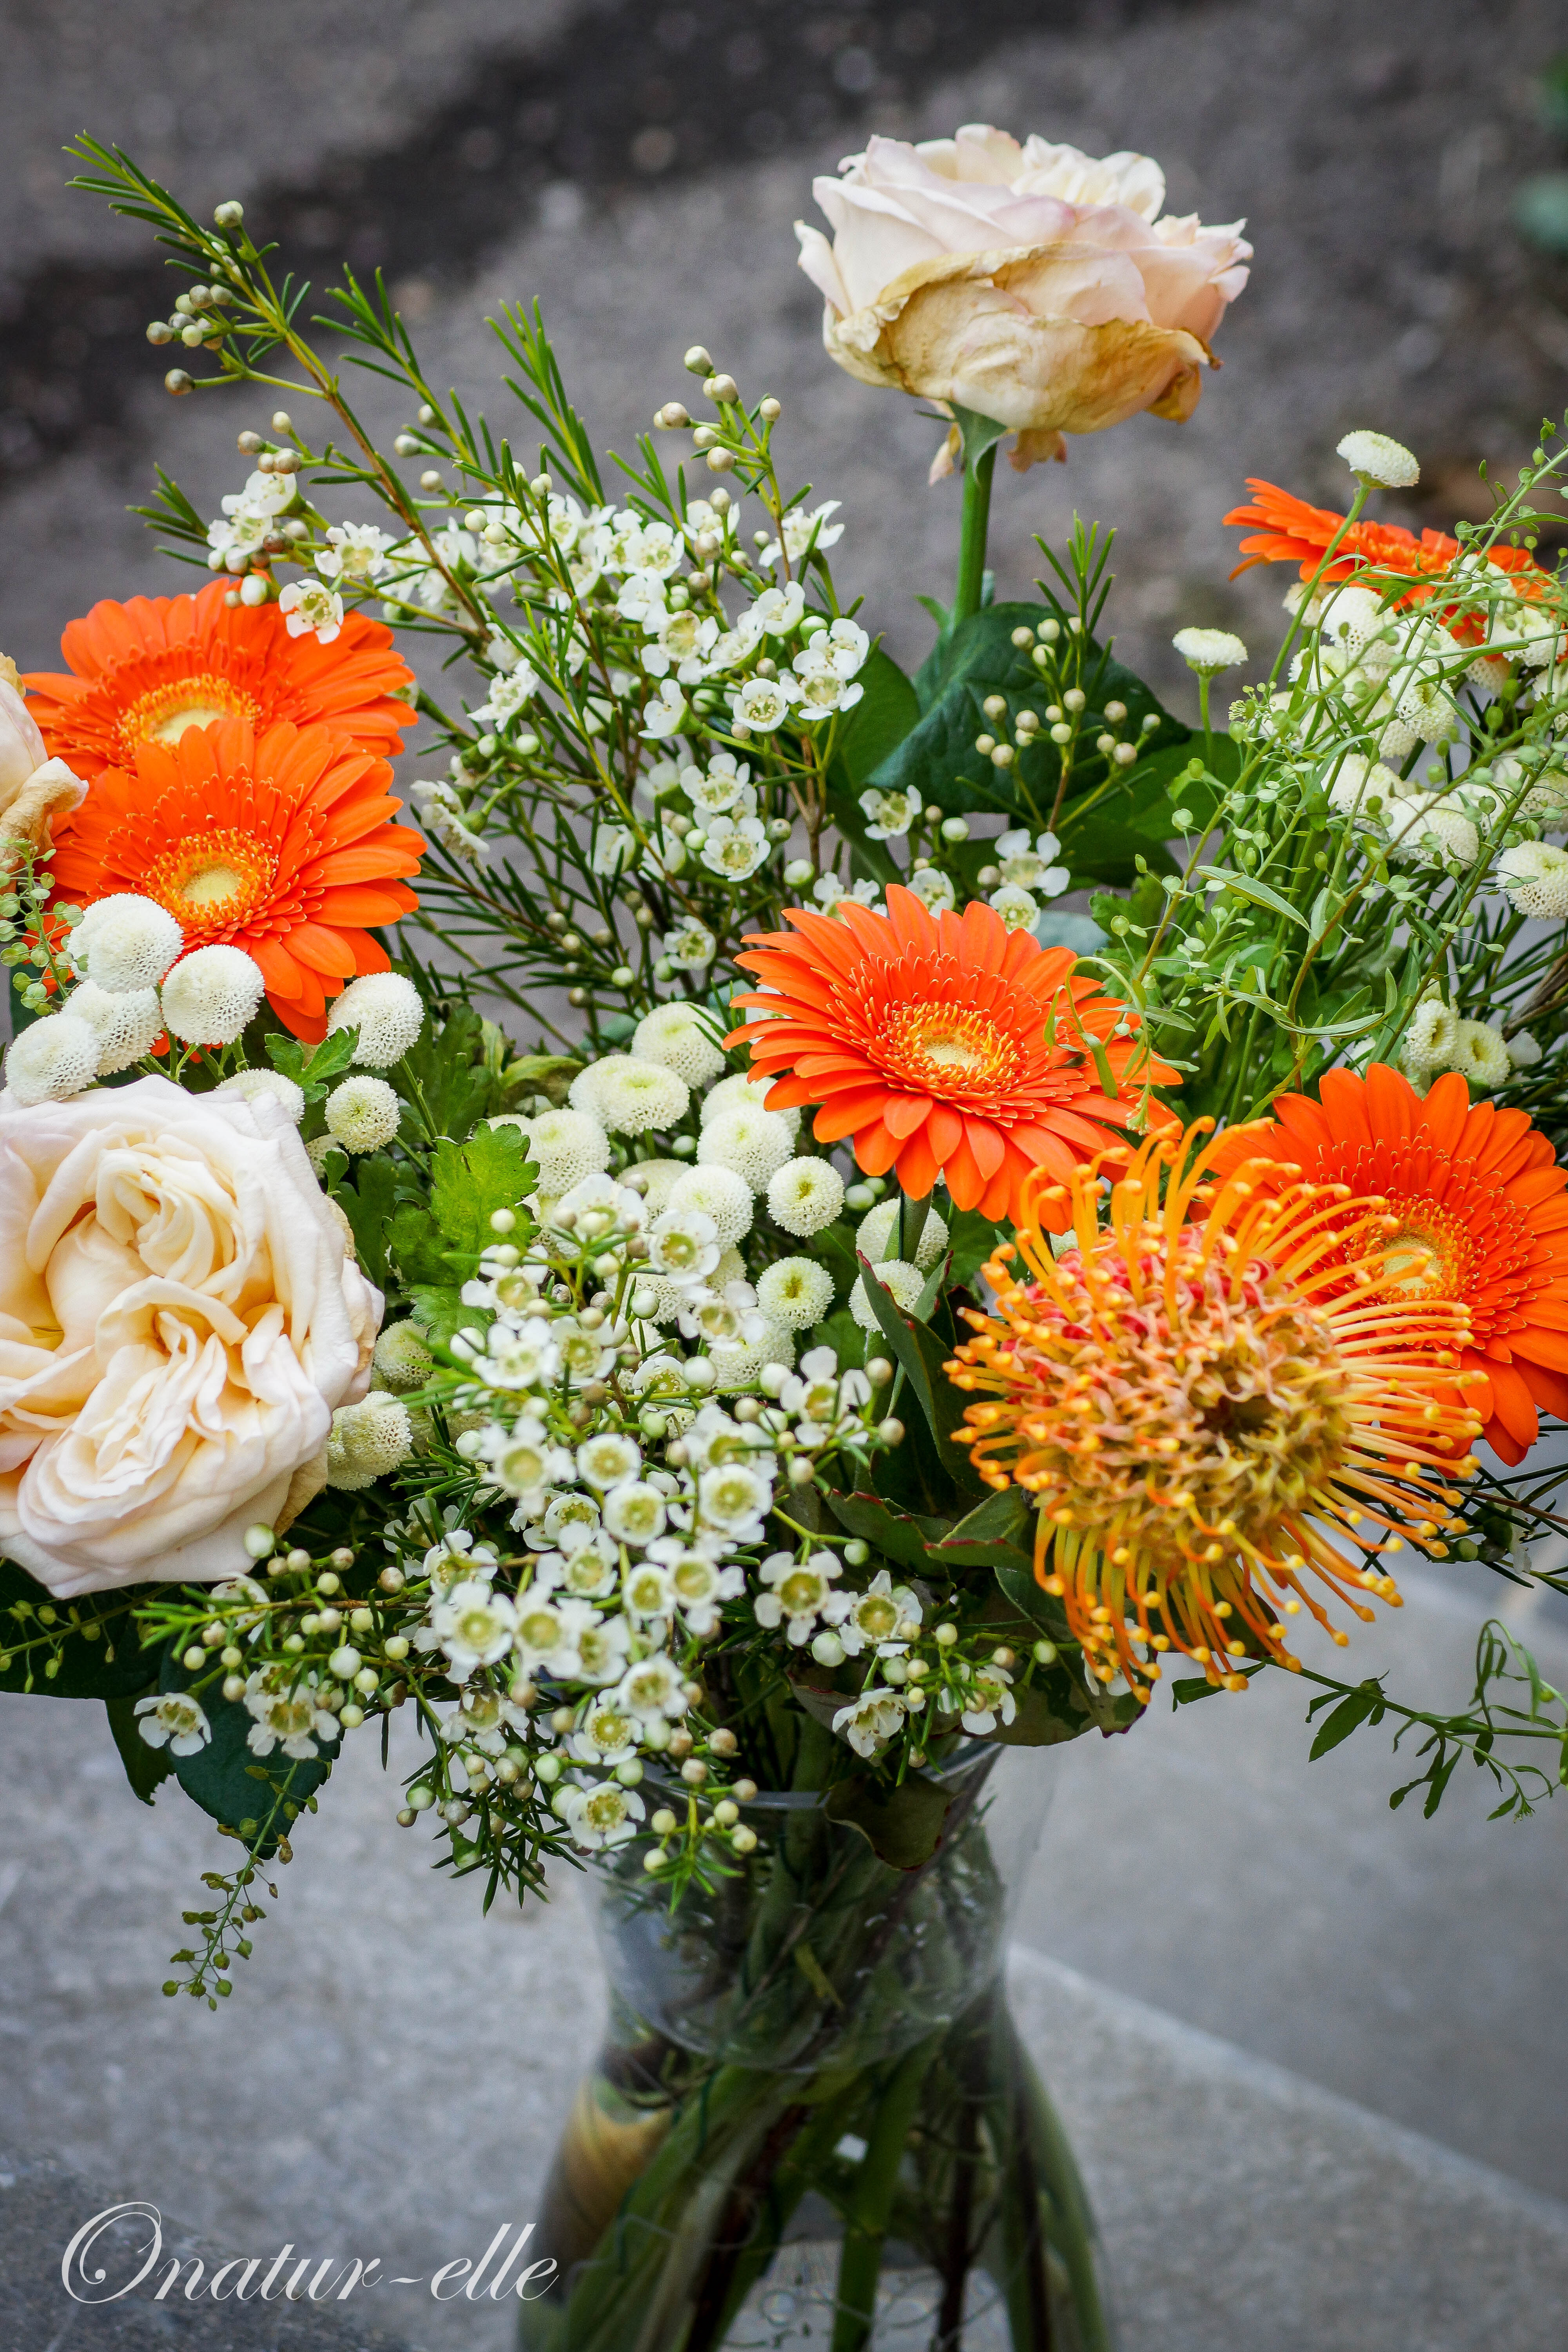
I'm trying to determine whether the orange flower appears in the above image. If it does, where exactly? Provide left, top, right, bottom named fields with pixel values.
left=727, top=886, right=1175, bottom=1223
left=49, top=717, right=424, bottom=1042
left=1223, top=477, right=1547, bottom=639
left=23, top=580, right=416, bottom=782
left=948, top=1129, right=1481, bottom=1700
left=1210, top=1063, right=1568, bottom=1467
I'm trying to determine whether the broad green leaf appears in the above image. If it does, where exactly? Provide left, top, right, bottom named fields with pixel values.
left=430, top=1121, right=538, bottom=1256
left=946, top=1206, right=1007, bottom=1291
left=858, top=1263, right=987, bottom=1501
left=825, top=1768, right=953, bottom=1869
left=160, top=1647, right=332, bottom=1855
left=501, top=1052, right=581, bottom=1106
left=387, top=1202, right=449, bottom=1286
left=936, top=1485, right=1034, bottom=1574
left=835, top=646, right=921, bottom=786
left=1308, top=1684, right=1381, bottom=1760
left=995, top=1562, right=1073, bottom=1650
left=396, top=1002, right=502, bottom=1140
left=824, top=1489, right=950, bottom=1574
left=106, top=1691, right=174, bottom=1806
left=337, top=1152, right=399, bottom=1287
left=1196, top=866, right=1310, bottom=930
left=0, top=1559, right=159, bottom=1698
left=408, top=1282, right=490, bottom=1352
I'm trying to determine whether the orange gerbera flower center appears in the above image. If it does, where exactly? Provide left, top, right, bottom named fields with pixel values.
left=875, top=1000, right=1023, bottom=1097
left=117, top=674, right=261, bottom=761
left=140, top=825, right=281, bottom=935
left=1376, top=1199, right=1476, bottom=1301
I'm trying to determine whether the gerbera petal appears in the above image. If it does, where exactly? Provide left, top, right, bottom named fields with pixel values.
left=882, top=1093, right=933, bottom=1141
left=895, top=1127, right=942, bottom=1199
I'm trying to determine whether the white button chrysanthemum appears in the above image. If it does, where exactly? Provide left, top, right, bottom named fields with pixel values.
left=855, top=1199, right=948, bottom=1273
left=71, top=894, right=184, bottom=995
left=570, top=1053, right=690, bottom=1134
left=1400, top=997, right=1461, bottom=1082
left=632, top=1002, right=727, bottom=1084
left=373, top=1321, right=435, bottom=1391
left=767, top=1155, right=844, bottom=1236
left=515, top=1107, right=611, bottom=1195
left=1497, top=841, right=1568, bottom=919
left=325, top=1074, right=402, bottom=1154
left=325, top=971, right=425, bottom=1068
left=1172, top=627, right=1249, bottom=673
left=1337, top=430, right=1419, bottom=489
left=212, top=1066, right=307, bottom=1124
left=713, top=1320, right=797, bottom=1392
left=160, top=944, right=267, bottom=1045
left=668, top=1163, right=754, bottom=1247
left=757, top=1257, right=835, bottom=1330
left=698, top=1103, right=795, bottom=1189
left=625, top=1156, right=687, bottom=1213
left=327, top=1392, right=416, bottom=1490
left=1450, top=1020, right=1512, bottom=1094
left=65, top=981, right=162, bottom=1076
left=849, top=1258, right=926, bottom=1328
left=1387, top=795, right=1478, bottom=868
left=1327, top=755, right=1401, bottom=820
left=700, top=1069, right=802, bottom=1138
left=3, top=1013, right=100, bottom=1106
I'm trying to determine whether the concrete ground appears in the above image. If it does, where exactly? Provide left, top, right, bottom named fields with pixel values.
left=2, top=0, right=1568, bottom=2340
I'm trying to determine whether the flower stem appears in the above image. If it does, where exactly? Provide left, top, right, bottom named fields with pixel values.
left=829, top=2033, right=942, bottom=2352
left=953, top=440, right=998, bottom=629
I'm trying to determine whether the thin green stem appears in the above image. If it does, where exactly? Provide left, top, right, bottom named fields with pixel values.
left=953, top=443, right=997, bottom=629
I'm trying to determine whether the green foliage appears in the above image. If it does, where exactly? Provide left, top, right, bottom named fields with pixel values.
left=0, top=1559, right=159, bottom=1697
left=824, top=1769, right=953, bottom=1869
left=430, top=1120, right=538, bottom=1254
left=106, top=1692, right=175, bottom=1806
left=397, top=1003, right=504, bottom=1141
left=824, top=1490, right=950, bottom=1576
left=265, top=1024, right=359, bottom=1102
left=158, top=1648, right=332, bottom=1855
left=334, top=1152, right=399, bottom=1287
left=858, top=1265, right=987, bottom=1504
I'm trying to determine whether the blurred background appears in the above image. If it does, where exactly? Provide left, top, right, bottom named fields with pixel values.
left=2, top=3, right=1568, bottom=2345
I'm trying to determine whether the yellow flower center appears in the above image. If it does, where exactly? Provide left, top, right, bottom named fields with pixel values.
left=118, top=675, right=261, bottom=759
left=876, top=1002, right=1022, bottom=1097
left=140, top=828, right=278, bottom=935
left=1376, top=1203, right=1472, bottom=1300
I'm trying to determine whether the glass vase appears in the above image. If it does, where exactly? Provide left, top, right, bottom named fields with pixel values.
left=521, top=1745, right=1116, bottom=2351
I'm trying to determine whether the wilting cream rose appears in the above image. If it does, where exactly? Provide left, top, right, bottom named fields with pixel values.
left=0, top=662, right=85, bottom=875
left=795, top=126, right=1251, bottom=469
left=0, top=1075, right=380, bottom=1597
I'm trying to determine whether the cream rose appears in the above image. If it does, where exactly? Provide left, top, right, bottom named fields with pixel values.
left=0, top=662, right=85, bottom=875
left=795, top=125, right=1251, bottom=468
left=0, top=1075, right=380, bottom=1597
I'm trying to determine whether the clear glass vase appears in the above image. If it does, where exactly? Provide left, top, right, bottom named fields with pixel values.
left=521, top=1746, right=1116, bottom=2351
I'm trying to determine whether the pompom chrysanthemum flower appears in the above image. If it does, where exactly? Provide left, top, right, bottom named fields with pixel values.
left=856, top=1197, right=948, bottom=1272
left=325, top=1074, right=401, bottom=1154
left=49, top=717, right=424, bottom=1041
left=160, top=943, right=267, bottom=1045
left=24, top=579, right=415, bottom=782
left=1211, top=1063, right=1568, bottom=1466
left=1497, top=842, right=1568, bottom=920
left=517, top=1108, right=610, bottom=1195
left=1336, top=430, right=1419, bottom=489
left=70, top=893, right=183, bottom=994
left=633, top=1002, right=727, bottom=1084
left=667, top=1164, right=753, bottom=1248
left=212, top=1066, right=307, bottom=1124
left=570, top=1054, right=690, bottom=1135
left=1449, top=1021, right=1511, bottom=1095
left=66, top=980, right=162, bottom=1074
left=767, top=1154, right=845, bottom=1236
left=372, top=1321, right=435, bottom=1391
left=326, top=971, right=425, bottom=1068
left=698, top=1102, right=796, bottom=1189
left=3, top=1014, right=100, bottom=1105
left=326, top=1392, right=416, bottom=1489
left=730, top=886, right=1174, bottom=1223
left=757, top=1257, right=836, bottom=1330
left=949, top=1125, right=1482, bottom=1701
left=850, top=1257, right=925, bottom=1327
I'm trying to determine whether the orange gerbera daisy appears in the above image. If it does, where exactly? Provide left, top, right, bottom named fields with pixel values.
left=23, top=579, right=416, bottom=781
left=49, top=717, right=424, bottom=1041
left=727, top=886, right=1176, bottom=1222
left=949, top=1130, right=1481, bottom=1700
left=1210, top=1064, right=1568, bottom=1467
left=1223, top=478, right=1548, bottom=639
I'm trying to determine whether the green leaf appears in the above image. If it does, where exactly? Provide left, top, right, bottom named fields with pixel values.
left=397, top=1002, right=503, bottom=1140
left=265, top=1025, right=358, bottom=1103
left=824, top=1769, right=954, bottom=1869
left=159, top=1648, right=332, bottom=1855
left=105, top=1692, right=174, bottom=1806
left=883, top=601, right=1190, bottom=837
left=501, top=1053, right=581, bottom=1106
left=994, top=1561, right=1073, bottom=1649
left=1172, top=1675, right=1228, bottom=1708
left=987, top=1682, right=1098, bottom=1748
left=387, top=1202, right=449, bottom=1286
left=1307, top=1684, right=1381, bottom=1760
left=1195, top=866, right=1310, bottom=930
left=858, top=1264, right=987, bottom=1501
left=823, top=1490, right=951, bottom=1575
left=0, top=1560, right=159, bottom=1698
left=337, top=1152, right=399, bottom=1287
left=835, top=647, right=922, bottom=787
left=430, top=1121, right=537, bottom=1256
left=946, top=1207, right=1006, bottom=1290
left=936, top=1486, right=1034, bottom=1575
left=408, top=1283, right=490, bottom=1352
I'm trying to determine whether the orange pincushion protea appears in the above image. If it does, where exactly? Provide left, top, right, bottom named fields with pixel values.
left=49, top=717, right=424, bottom=1041
left=1223, top=478, right=1548, bottom=635
left=23, top=580, right=416, bottom=781
left=948, top=1130, right=1481, bottom=1702
left=728, top=887, right=1174, bottom=1223
left=1210, top=1064, right=1568, bottom=1467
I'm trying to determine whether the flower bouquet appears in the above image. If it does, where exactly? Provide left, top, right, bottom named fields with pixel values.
left=4, top=121, right=1568, bottom=2352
